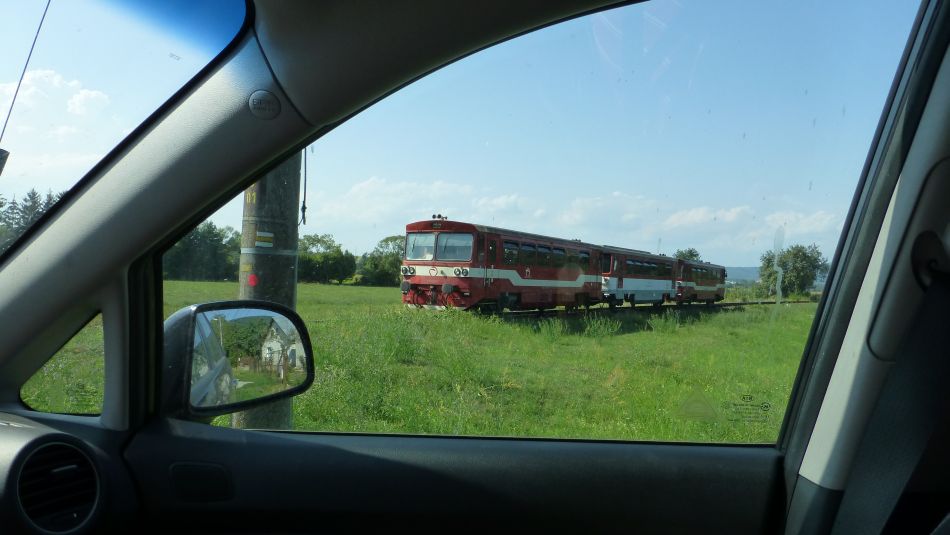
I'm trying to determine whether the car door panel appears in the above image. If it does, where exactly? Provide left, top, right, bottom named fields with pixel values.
left=124, top=419, right=783, bottom=532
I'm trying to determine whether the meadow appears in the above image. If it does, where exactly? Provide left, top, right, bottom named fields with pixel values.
left=22, top=281, right=817, bottom=444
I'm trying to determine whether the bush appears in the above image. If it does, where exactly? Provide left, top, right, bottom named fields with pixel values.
left=648, top=310, right=684, bottom=334
left=583, top=315, right=621, bottom=337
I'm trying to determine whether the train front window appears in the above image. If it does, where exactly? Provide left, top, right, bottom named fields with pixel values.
left=405, top=233, right=436, bottom=260
left=435, top=233, right=473, bottom=261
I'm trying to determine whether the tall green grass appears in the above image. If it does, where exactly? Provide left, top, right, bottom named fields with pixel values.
left=25, top=281, right=817, bottom=444
left=20, top=314, right=105, bottom=414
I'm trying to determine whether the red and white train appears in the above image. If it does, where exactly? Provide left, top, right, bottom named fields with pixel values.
left=400, top=218, right=726, bottom=312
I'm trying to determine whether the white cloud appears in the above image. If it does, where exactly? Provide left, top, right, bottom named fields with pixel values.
left=4, top=151, right=102, bottom=173
left=764, top=210, right=837, bottom=235
left=556, top=192, right=653, bottom=227
left=472, top=194, right=519, bottom=212
left=47, top=125, right=79, bottom=141
left=0, top=69, right=82, bottom=111
left=315, top=176, right=474, bottom=227
left=304, top=179, right=841, bottom=264
left=67, top=89, right=109, bottom=115
left=663, top=205, right=752, bottom=228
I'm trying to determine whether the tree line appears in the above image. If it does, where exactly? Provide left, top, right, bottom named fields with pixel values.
left=0, top=189, right=65, bottom=254
left=675, top=245, right=829, bottom=296
left=1, top=191, right=828, bottom=294
left=162, top=225, right=404, bottom=286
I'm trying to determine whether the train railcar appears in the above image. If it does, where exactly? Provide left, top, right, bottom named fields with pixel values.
left=400, top=218, right=603, bottom=311
left=599, top=246, right=677, bottom=308
left=673, top=260, right=727, bottom=304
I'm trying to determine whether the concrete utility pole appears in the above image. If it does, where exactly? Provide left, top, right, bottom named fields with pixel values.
left=232, top=152, right=302, bottom=430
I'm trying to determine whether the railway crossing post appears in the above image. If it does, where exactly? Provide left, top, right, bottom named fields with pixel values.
left=231, top=152, right=303, bottom=430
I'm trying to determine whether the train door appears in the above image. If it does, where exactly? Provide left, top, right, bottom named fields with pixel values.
left=615, top=255, right=624, bottom=290
left=601, top=253, right=618, bottom=298
left=485, top=238, right=497, bottom=287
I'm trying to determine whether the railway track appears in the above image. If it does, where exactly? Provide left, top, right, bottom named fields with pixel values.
left=498, top=299, right=813, bottom=319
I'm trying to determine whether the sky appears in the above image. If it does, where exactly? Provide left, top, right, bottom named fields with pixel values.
left=0, top=0, right=921, bottom=266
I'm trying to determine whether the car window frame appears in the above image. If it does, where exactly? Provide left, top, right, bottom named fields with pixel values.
left=115, top=0, right=931, bottom=456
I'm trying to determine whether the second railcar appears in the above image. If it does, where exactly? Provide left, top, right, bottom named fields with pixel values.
left=673, top=260, right=727, bottom=304
left=599, top=246, right=677, bottom=307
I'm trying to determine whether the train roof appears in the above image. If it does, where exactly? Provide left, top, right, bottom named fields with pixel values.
left=405, top=219, right=724, bottom=268
left=599, top=244, right=668, bottom=260
left=407, top=219, right=602, bottom=250
left=679, top=259, right=726, bottom=269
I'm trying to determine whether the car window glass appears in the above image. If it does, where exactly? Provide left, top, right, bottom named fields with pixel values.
left=163, top=0, right=919, bottom=442
left=20, top=313, right=104, bottom=415
left=0, top=0, right=245, bottom=256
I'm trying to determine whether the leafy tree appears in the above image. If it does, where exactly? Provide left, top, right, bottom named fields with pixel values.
left=297, top=233, right=356, bottom=283
left=359, top=235, right=405, bottom=286
left=217, top=315, right=273, bottom=367
left=299, top=233, right=339, bottom=254
left=759, top=243, right=829, bottom=296
left=673, top=247, right=701, bottom=261
left=163, top=222, right=241, bottom=281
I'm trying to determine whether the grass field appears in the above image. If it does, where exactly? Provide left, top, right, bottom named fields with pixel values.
left=23, top=281, right=817, bottom=444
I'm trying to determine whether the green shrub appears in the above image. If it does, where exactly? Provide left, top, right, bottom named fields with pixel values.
left=583, top=314, right=621, bottom=337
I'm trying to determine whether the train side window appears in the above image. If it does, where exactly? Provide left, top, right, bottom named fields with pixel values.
left=503, top=241, right=518, bottom=265
left=600, top=254, right=612, bottom=274
left=537, top=245, right=552, bottom=266
left=580, top=251, right=591, bottom=269
left=477, top=235, right=485, bottom=263
left=625, top=259, right=635, bottom=275
left=520, top=243, right=537, bottom=265
left=488, top=240, right=497, bottom=264
left=552, top=248, right=566, bottom=268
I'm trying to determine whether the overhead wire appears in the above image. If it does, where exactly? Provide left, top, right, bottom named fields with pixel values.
left=299, top=147, right=309, bottom=226
left=0, top=0, right=52, bottom=146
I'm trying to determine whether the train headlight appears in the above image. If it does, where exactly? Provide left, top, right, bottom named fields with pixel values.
left=453, top=268, right=461, bottom=276
left=408, top=266, right=416, bottom=275
left=401, top=266, right=409, bottom=275
left=461, top=268, right=469, bottom=276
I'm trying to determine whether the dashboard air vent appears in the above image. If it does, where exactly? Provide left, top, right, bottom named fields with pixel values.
left=17, top=442, right=98, bottom=533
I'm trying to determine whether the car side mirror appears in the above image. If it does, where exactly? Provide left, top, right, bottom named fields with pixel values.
left=162, top=301, right=315, bottom=420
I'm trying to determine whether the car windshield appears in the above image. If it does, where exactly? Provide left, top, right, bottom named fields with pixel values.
left=0, top=0, right=245, bottom=256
